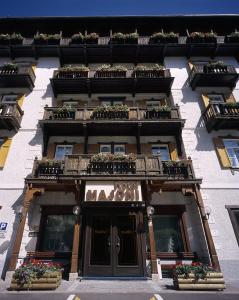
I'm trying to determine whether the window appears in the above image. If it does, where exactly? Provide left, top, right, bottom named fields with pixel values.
left=226, top=206, right=239, bottom=246
left=153, top=215, right=185, bottom=252
left=62, top=101, right=78, bottom=108
left=152, top=145, right=170, bottom=161
left=101, top=100, right=123, bottom=106
left=1, top=95, right=18, bottom=104
left=40, top=214, right=75, bottom=252
left=100, top=144, right=111, bottom=154
left=54, top=145, right=73, bottom=160
left=224, top=140, right=239, bottom=168
left=114, top=144, right=125, bottom=154
left=208, top=94, right=225, bottom=103
left=100, top=144, right=126, bottom=154
left=146, top=101, right=161, bottom=108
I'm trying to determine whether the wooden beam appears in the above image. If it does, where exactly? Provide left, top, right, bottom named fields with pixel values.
left=193, top=184, right=221, bottom=271
left=8, top=186, right=44, bottom=271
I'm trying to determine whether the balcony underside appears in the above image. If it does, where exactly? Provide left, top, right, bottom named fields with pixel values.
left=190, top=73, right=239, bottom=90
left=0, top=116, right=21, bottom=131
left=40, top=119, right=184, bottom=136
left=2, top=43, right=239, bottom=63
left=205, top=116, right=239, bottom=132
left=0, top=74, right=35, bottom=91
left=50, top=77, right=174, bottom=96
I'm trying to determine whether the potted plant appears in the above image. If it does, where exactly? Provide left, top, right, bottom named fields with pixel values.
left=225, top=31, right=239, bottom=43
left=10, top=260, right=63, bottom=290
left=95, top=64, right=127, bottom=78
left=0, top=63, right=18, bottom=74
left=186, top=32, right=217, bottom=43
left=70, top=32, right=85, bottom=44
left=36, top=158, right=63, bottom=176
left=149, top=32, right=179, bottom=44
left=52, top=105, right=76, bottom=119
left=91, top=104, right=129, bottom=119
left=57, top=65, right=89, bottom=78
left=162, top=160, right=189, bottom=178
left=110, top=32, right=138, bottom=44
left=34, top=33, right=61, bottom=45
left=145, top=105, right=171, bottom=119
left=173, top=262, right=225, bottom=291
left=10, top=33, right=24, bottom=45
left=203, top=61, right=227, bottom=73
left=133, top=64, right=165, bottom=77
left=85, top=32, right=99, bottom=44
left=0, top=34, right=10, bottom=45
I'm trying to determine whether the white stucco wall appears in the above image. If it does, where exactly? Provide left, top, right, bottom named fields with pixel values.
left=165, top=56, right=239, bottom=280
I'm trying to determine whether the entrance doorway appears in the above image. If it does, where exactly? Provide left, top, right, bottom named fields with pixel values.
left=83, top=210, right=145, bottom=276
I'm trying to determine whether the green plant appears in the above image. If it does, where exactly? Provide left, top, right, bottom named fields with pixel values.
left=59, top=65, right=90, bottom=72
left=39, top=158, right=61, bottom=167
left=34, top=33, right=61, bottom=41
left=189, top=32, right=205, bottom=38
left=71, top=32, right=84, bottom=41
left=134, top=64, right=164, bottom=71
left=205, top=32, right=217, bottom=38
left=85, top=32, right=99, bottom=40
left=111, top=32, right=126, bottom=40
left=92, top=104, right=129, bottom=114
left=147, top=105, right=171, bottom=112
left=0, top=34, right=10, bottom=40
left=111, top=32, right=138, bottom=40
left=11, top=33, right=24, bottom=40
left=13, top=259, right=63, bottom=285
left=207, top=60, right=226, bottom=67
left=125, top=32, right=139, bottom=39
left=175, top=262, right=215, bottom=280
left=151, top=32, right=178, bottom=39
left=228, top=32, right=239, bottom=38
left=97, top=64, right=127, bottom=72
left=91, top=153, right=136, bottom=162
left=1, top=62, right=18, bottom=70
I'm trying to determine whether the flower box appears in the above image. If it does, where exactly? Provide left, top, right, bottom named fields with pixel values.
left=174, top=272, right=225, bottom=290
left=173, top=262, right=225, bottom=291
left=186, top=32, right=217, bottom=44
left=133, top=70, right=165, bottom=78
left=10, top=260, right=63, bottom=291
left=95, top=70, right=126, bottom=78
left=70, top=33, right=99, bottom=45
left=34, top=34, right=61, bottom=45
left=110, top=32, right=138, bottom=44
left=149, top=32, right=178, bottom=44
left=10, top=271, right=62, bottom=290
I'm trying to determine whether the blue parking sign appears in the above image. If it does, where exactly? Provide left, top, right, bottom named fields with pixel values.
left=0, top=222, right=8, bottom=231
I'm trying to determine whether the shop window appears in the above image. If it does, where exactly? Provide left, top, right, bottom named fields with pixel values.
left=152, top=145, right=170, bottom=161
left=54, top=145, right=73, bottom=160
left=40, top=214, right=75, bottom=252
left=226, top=206, right=239, bottom=246
left=153, top=215, right=184, bottom=252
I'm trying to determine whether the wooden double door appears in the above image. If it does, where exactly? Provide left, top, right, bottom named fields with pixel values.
left=83, top=209, right=145, bottom=277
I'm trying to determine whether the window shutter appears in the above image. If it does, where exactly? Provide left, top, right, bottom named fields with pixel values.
left=47, top=143, right=56, bottom=159
left=212, top=137, right=231, bottom=168
left=201, top=94, right=210, bottom=108
left=188, top=61, right=194, bottom=70
left=126, top=144, right=137, bottom=154
left=0, top=138, right=12, bottom=168
left=73, top=143, right=83, bottom=154
left=141, top=144, right=152, bottom=155
left=17, top=94, right=25, bottom=108
left=168, top=142, right=178, bottom=161
left=225, top=93, right=236, bottom=104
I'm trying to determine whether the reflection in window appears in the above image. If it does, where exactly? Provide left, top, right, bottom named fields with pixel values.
left=114, top=144, right=125, bottom=154
left=41, top=215, right=75, bottom=252
left=100, top=144, right=111, bottom=153
left=152, top=145, right=170, bottom=161
left=153, top=215, right=184, bottom=252
left=224, top=140, right=239, bottom=168
left=55, top=145, right=73, bottom=160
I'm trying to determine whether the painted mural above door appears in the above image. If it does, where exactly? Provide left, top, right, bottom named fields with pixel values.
left=85, top=181, right=142, bottom=202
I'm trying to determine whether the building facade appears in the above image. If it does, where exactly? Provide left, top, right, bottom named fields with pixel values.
left=0, top=16, right=239, bottom=281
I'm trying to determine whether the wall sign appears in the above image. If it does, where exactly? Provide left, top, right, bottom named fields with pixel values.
left=0, top=222, right=8, bottom=231
left=85, top=181, right=142, bottom=202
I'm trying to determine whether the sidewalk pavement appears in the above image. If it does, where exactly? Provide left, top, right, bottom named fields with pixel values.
left=1, top=278, right=239, bottom=294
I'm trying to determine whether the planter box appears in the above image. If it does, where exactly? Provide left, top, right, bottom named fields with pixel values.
left=149, top=37, right=178, bottom=44
left=110, top=38, right=138, bottom=44
left=34, top=39, right=60, bottom=45
left=174, top=272, right=225, bottom=291
left=186, top=37, right=217, bottom=44
left=94, top=70, right=126, bottom=78
left=91, top=110, right=129, bottom=119
left=10, top=272, right=62, bottom=290
left=224, top=36, right=239, bottom=43
left=133, top=70, right=165, bottom=78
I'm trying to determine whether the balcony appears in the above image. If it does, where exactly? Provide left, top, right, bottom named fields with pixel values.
left=0, top=103, right=23, bottom=131
left=29, top=155, right=196, bottom=182
left=203, top=102, right=239, bottom=132
left=189, top=64, right=239, bottom=90
left=50, top=69, right=174, bottom=96
left=0, top=65, right=35, bottom=91
left=39, top=106, right=184, bottom=137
